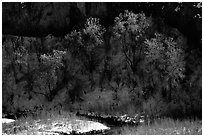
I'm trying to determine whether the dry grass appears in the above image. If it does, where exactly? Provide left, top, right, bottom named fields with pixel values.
left=114, top=118, right=202, bottom=135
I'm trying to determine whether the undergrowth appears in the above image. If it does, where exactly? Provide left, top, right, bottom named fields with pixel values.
left=112, top=118, right=202, bottom=135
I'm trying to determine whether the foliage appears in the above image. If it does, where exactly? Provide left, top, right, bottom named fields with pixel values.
left=112, top=11, right=152, bottom=92
left=112, top=10, right=186, bottom=106
left=144, top=33, right=185, bottom=93
left=83, top=18, right=105, bottom=50
left=2, top=8, right=201, bottom=120
left=113, top=10, right=151, bottom=38
left=77, top=87, right=139, bottom=116
left=142, top=93, right=167, bottom=118
left=41, top=50, right=66, bottom=69
left=65, top=17, right=105, bottom=74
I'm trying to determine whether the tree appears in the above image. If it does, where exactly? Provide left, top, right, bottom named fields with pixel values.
left=113, top=10, right=185, bottom=102
left=113, top=10, right=152, bottom=90
left=40, top=49, right=66, bottom=101
left=65, top=17, right=105, bottom=88
left=144, top=33, right=185, bottom=101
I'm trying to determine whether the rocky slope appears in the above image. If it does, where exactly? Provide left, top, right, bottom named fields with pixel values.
left=3, top=2, right=201, bottom=48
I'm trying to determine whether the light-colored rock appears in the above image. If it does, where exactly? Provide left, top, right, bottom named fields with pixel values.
left=2, top=117, right=110, bottom=135
left=2, top=118, right=15, bottom=124
left=75, top=120, right=110, bottom=133
left=44, top=119, right=110, bottom=134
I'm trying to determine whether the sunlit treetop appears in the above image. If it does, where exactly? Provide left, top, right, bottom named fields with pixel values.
left=113, top=10, right=152, bottom=39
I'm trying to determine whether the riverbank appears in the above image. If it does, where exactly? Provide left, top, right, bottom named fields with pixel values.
left=2, top=110, right=202, bottom=135
left=2, top=111, right=110, bottom=135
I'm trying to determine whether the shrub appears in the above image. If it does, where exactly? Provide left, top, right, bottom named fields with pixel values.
left=142, top=93, right=168, bottom=118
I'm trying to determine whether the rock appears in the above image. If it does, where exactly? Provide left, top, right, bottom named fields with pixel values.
left=42, top=119, right=110, bottom=135
left=74, top=119, right=110, bottom=134
left=2, top=118, right=15, bottom=124
left=2, top=117, right=110, bottom=135
left=77, top=112, right=148, bottom=126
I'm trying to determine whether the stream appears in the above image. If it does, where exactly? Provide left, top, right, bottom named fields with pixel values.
left=76, top=112, right=148, bottom=135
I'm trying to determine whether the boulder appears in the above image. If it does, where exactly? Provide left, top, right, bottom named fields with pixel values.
left=2, top=118, right=15, bottom=124
left=43, top=119, right=110, bottom=135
